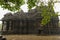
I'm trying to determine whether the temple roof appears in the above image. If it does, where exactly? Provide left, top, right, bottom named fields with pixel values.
left=1, top=9, right=42, bottom=21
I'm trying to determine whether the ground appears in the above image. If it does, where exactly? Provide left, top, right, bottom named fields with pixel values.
left=3, top=35, right=60, bottom=40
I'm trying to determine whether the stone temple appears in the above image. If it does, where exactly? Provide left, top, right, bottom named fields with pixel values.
left=1, top=8, right=60, bottom=35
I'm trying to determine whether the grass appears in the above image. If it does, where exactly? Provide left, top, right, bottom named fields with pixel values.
left=3, top=35, right=60, bottom=40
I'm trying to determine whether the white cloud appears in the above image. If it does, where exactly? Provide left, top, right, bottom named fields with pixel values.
left=21, top=4, right=28, bottom=12
left=54, top=3, right=60, bottom=12
left=54, top=3, right=60, bottom=20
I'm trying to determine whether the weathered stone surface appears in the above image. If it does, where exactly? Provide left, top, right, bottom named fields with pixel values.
left=1, top=8, right=59, bottom=35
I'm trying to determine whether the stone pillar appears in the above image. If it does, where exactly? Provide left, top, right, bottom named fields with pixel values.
left=2, top=21, right=4, bottom=31
left=2, top=21, right=7, bottom=31
left=6, top=21, right=9, bottom=31
left=26, top=20, right=29, bottom=34
left=8, top=21, right=11, bottom=31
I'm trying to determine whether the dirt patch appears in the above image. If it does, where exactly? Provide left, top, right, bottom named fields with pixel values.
left=3, top=35, right=60, bottom=40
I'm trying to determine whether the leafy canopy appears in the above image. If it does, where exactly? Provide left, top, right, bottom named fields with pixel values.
left=0, top=0, right=58, bottom=26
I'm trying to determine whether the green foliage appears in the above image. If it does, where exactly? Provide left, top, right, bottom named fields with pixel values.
left=37, top=0, right=58, bottom=26
left=27, top=0, right=37, bottom=9
left=0, top=0, right=58, bottom=26
left=37, top=6, right=51, bottom=25
left=0, top=0, right=25, bottom=11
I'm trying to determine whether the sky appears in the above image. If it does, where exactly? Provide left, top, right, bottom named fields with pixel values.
left=0, top=0, right=60, bottom=24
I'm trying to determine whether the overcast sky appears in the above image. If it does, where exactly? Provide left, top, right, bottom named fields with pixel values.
left=0, top=0, right=60, bottom=24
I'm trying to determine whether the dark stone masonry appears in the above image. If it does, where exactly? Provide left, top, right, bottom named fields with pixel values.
left=0, top=8, right=60, bottom=35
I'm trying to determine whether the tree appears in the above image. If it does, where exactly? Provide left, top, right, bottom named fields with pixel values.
left=0, top=0, right=58, bottom=26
